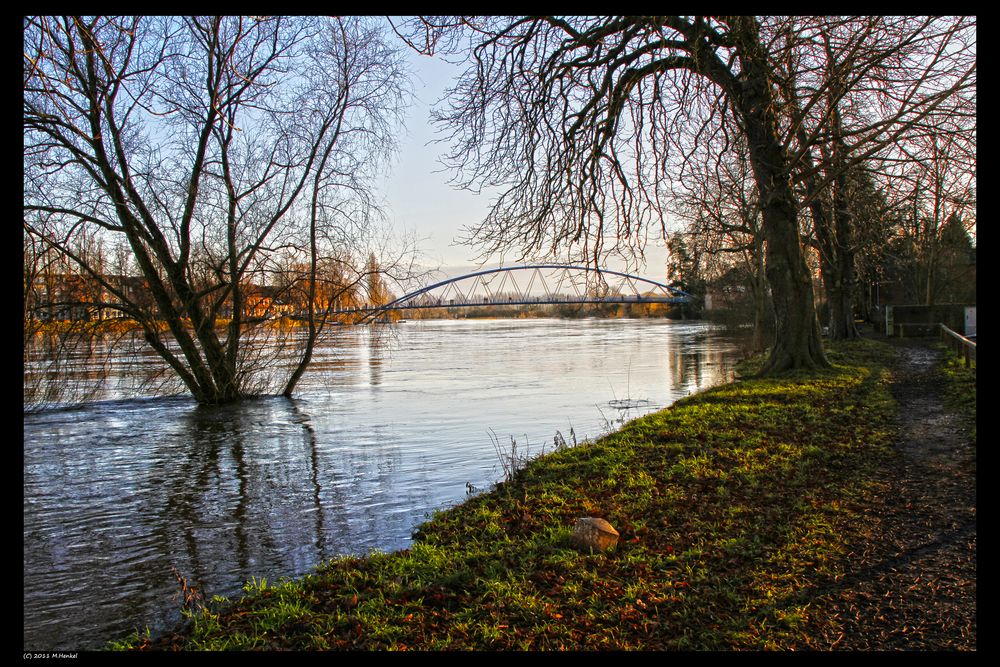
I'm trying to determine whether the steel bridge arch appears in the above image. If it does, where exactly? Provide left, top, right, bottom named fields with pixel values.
left=356, top=264, right=693, bottom=322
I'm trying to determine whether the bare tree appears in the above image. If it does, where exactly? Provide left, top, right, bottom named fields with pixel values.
left=24, top=16, right=412, bottom=404
left=394, top=15, right=974, bottom=373
left=396, top=16, right=832, bottom=373
left=881, top=130, right=976, bottom=306
left=773, top=16, right=976, bottom=338
left=669, top=137, right=771, bottom=351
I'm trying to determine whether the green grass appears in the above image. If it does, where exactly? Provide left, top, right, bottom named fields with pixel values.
left=119, top=338, right=901, bottom=651
left=937, top=344, right=977, bottom=446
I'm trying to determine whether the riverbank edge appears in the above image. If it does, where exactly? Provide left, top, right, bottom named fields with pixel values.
left=115, top=337, right=969, bottom=651
left=26, top=311, right=697, bottom=338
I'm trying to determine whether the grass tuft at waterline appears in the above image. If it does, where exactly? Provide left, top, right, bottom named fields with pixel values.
left=119, top=338, right=913, bottom=650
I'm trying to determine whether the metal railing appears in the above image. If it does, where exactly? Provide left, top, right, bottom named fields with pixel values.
left=940, top=324, right=976, bottom=368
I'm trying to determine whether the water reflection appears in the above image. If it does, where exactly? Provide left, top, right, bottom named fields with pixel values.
left=24, top=318, right=745, bottom=650
left=668, top=331, right=737, bottom=394
left=24, top=330, right=185, bottom=410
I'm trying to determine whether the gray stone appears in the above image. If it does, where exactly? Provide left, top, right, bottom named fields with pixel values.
left=571, top=517, right=620, bottom=552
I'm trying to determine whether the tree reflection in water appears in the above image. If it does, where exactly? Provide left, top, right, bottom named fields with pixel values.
left=23, top=319, right=746, bottom=651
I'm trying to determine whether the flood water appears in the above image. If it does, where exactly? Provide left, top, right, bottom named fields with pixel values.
left=23, top=318, right=745, bottom=650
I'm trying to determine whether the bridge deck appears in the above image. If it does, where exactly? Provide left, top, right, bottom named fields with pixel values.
left=335, top=295, right=688, bottom=315
left=338, top=264, right=694, bottom=322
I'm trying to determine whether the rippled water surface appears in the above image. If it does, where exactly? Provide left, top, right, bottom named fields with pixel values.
left=24, top=318, right=744, bottom=650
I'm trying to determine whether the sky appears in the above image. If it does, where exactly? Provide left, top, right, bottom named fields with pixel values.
left=379, top=52, right=490, bottom=272
left=378, top=49, right=671, bottom=282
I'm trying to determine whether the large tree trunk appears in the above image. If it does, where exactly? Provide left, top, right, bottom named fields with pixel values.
left=821, top=102, right=861, bottom=340
left=731, top=22, right=830, bottom=374
left=812, top=193, right=860, bottom=341
left=749, top=258, right=772, bottom=355
left=820, top=257, right=860, bottom=340
left=826, top=181, right=861, bottom=340
left=757, top=182, right=830, bottom=374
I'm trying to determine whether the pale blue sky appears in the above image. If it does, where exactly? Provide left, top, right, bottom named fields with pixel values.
left=380, top=47, right=671, bottom=280
left=380, top=51, right=490, bottom=271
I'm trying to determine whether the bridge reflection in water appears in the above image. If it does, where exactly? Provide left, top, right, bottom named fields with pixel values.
left=341, top=264, right=694, bottom=322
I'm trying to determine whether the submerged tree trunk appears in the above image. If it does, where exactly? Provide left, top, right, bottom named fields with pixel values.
left=24, top=17, right=412, bottom=405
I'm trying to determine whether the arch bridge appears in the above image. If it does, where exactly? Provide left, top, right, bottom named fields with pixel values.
left=342, top=264, right=693, bottom=323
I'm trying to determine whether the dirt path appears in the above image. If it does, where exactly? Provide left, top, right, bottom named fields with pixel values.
left=817, top=339, right=977, bottom=650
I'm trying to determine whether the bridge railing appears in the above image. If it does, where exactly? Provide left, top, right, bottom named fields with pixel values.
left=348, top=264, right=694, bottom=323
left=940, top=324, right=976, bottom=368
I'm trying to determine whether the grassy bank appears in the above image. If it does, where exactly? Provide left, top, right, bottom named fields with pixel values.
left=937, top=344, right=977, bottom=446
left=121, top=339, right=900, bottom=651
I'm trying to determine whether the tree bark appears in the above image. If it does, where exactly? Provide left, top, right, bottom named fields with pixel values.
left=729, top=20, right=830, bottom=373
left=757, top=178, right=830, bottom=373
left=811, top=187, right=859, bottom=341
left=826, top=168, right=861, bottom=339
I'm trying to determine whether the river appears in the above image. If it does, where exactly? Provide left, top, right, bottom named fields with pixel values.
left=23, top=318, right=745, bottom=650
